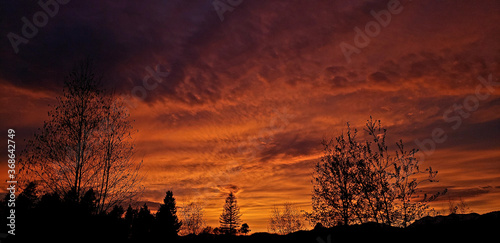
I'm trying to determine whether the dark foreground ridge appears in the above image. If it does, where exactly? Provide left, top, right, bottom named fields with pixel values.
left=4, top=211, right=499, bottom=243
left=179, top=211, right=500, bottom=243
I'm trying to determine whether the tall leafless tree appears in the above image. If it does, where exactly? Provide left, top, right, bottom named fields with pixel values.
left=94, top=95, right=142, bottom=212
left=20, top=60, right=141, bottom=211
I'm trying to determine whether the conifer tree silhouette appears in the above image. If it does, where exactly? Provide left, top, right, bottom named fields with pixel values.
left=219, top=192, right=242, bottom=235
left=155, top=191, right=182, bottom=239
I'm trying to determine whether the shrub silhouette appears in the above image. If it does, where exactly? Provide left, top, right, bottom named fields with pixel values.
left=268, top=202, right=305, bottom=234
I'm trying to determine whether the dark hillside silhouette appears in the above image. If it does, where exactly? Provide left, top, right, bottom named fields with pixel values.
left=172, top=211, right=500, bottom=243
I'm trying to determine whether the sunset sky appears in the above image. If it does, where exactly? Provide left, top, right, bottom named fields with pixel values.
left=1, top=0, right=499, bottom=232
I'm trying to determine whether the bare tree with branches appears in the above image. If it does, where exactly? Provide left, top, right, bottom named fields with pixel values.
left=20, top=60, right=142, bottom=211
left=309, top=117, right=440, bottom=227
left=268, top=202, right=305, bottom=234
left=94, top=96, right=142, bottom=212
left=309, top=124, right=365, bottom=226
left=180, top=202, right=206, bottom=235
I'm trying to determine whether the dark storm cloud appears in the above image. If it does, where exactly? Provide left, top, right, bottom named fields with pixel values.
left=0, top=0, right=225, bottom=101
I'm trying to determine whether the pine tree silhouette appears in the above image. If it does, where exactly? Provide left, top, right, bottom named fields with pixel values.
left=219, top=192, right=242, bottom=235
left=154, top=191, right=182, bottom=239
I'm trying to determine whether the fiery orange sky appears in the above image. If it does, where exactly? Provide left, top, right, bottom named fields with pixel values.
left=1, top=0, right=499, bottom=232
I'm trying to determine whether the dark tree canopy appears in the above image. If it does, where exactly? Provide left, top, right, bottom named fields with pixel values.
left=155, top=190, right=182, bottom=238
left=240, top=223, right=250, bottom=235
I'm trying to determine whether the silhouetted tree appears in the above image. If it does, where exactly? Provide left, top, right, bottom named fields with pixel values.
left=79, top=188, right=98, bottom=215
left=124, top=204, right=138, bottom=237
left=201, top=226, right=214, bottom=234
left=8, top=184, right=142, bottom=241
left=100, top=205, right=128, bottom=242
left=125, top=204, right=138, bottom=223
left=133, top=204, right=154, bottom=239
left=108, top=205, right=125, bottom=218
left=392, top=141, right=437, bottom=227
left=268, top=202, right=305, bottom=234
left=28, top=191, right=66, bottom=240
left=364, top=118, right=439, bottom=227
left=180, top=201, right=205, bottom=235
left=20, top=59, right=141, bottom=211
left=240, top=223, right=250, bottom=235
left=21, top=60, right=105, bottom=199
left=309, top=123, right=361, bottom=226
left=11, top=182, right=39, bottom=237
left=309, top=118, right=439, bottom=227
left=213, top=227, right=222, bottom=235
left=17, top=182, right=38, bottom=215
left=219, top=192, right=242, bottom=235
left=2, top=185, right=136, bottom=242
left=95, top=94, right=141, bottom=213
left=155, top=191, right=182, bottom=238
left=448, top=197, right=472, bottom=214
